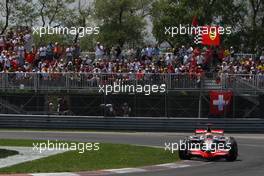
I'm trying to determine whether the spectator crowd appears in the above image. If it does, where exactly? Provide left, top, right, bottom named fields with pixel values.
left=0, top=27, right=264, bottom=81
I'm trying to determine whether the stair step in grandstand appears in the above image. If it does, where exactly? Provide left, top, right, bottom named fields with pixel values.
left=0, top=98, right=26, bottom=114
left=240, top=94, right=260, bottom=105
left=203, top=79, right=222, bottom=90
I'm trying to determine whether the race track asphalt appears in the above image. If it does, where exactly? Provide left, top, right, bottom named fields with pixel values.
left=0, top=130, right=263, bottom=176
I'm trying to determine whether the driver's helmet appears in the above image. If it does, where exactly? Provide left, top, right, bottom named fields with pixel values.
left=205, top=133, right=213, bottom=139
left=207, top=126, right=212, bottom=133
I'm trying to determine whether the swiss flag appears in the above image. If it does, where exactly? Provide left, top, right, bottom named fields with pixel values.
left=201, top=26, right=220, bottom=46
left=210, top=91, right=233, bottom=115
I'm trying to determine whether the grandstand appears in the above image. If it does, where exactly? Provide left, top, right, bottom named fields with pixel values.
left=0, top=27, right=263, bottom=118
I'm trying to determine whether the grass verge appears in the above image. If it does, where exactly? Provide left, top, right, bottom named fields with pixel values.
left=0, top=149, right=19, bottom=159
left=0, top=139, right=178, bottom=173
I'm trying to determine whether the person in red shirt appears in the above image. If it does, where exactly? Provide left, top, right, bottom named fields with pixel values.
left=11, top=58, right=19, bottom=71
left=25, top=51, right=35, bottom=64
left=195, top=65, right=204, bottom=88
left=136, top=69, right=144, bottom=80
left=196, top=65, right=204, bottom=76
left=53, top=42, right=63, bottom=60
left=193, top=47, right=200, bottom=57
left=167, top=63, right=175, bottom=73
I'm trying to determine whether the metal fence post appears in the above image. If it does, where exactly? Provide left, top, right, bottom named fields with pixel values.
left=34, top=73, right=37, bottom=92
left=198, top=90, right=202, bottom=118
left=66, top=73, right=69, bottom=92
left=256, top=75, right=259, bottom=92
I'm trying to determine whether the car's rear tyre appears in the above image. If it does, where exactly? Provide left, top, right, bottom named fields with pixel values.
left=226, top=137, right=238, bottom=161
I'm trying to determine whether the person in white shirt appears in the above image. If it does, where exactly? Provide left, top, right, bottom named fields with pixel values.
left=196, top=55, right=204, bottom=65
left=165, top=53, right=173, bottom=65
left=145, top=45, right=153, bottom=58
left=17, top=43, right=25, bottom=66
left=38, top=45, right=47, bottom=60
left=260, top=52, right=264, bottom=63
left=23, top=32, right=32, bottom=52
left=95, top=42, right=104, bottom=60
left=4, top=55, right=11, bottom=69
left=66, top=45, right=73, bottom=62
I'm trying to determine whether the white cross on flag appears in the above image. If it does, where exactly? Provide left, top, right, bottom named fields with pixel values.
left=210, top=91, right=233, bottom=115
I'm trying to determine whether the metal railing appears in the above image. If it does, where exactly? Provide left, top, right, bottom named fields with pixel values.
left=222, top=74, right=264, bottom=91
left=234, top=53, right=256, bottom=60
left=0, top=72, right=263, bottom=92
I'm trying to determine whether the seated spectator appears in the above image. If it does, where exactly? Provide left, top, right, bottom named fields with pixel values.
left=38, top=44, right=47, bottom=61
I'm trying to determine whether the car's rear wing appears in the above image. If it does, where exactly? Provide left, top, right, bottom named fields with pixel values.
left=195, top=129, right=207, bottom=134
left=195, top=129, right=224, bottom=135
left=211, top=129, right=224, bottom=134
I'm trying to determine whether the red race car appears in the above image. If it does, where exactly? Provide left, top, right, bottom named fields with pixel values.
left=178, top=126, right=238, bottom=161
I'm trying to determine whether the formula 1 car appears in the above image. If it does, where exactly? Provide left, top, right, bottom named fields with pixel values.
left=178, top=126, right=238, bottom=161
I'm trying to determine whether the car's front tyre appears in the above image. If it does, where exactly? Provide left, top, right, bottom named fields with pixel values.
left=179, top=140, right=191, bottom=160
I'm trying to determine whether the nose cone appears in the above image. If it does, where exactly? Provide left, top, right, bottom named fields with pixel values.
left=204, top=139, right=214, bottom=152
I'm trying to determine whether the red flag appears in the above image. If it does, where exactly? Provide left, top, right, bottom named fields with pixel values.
left=191, top=16, right=198, bottom=35
left=192, top=16, right=198, bottom=27
left=210, top=91, right=233, bottom=115
left=201, top=26, right=220, bottom=46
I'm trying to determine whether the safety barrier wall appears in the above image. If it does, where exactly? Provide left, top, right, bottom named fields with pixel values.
left=0, top=114, right=263, bottom=132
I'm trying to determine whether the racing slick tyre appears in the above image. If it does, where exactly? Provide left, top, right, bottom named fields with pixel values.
left=226, top=137, right=238, bottom=161
left=178, top=140, right=190, bottom=160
